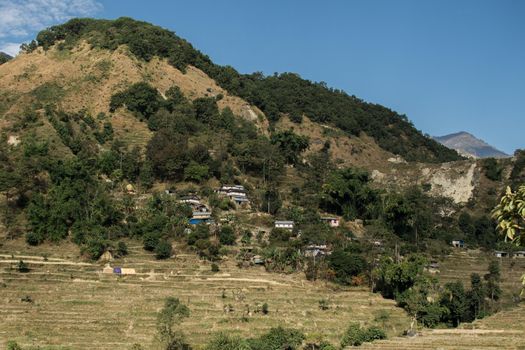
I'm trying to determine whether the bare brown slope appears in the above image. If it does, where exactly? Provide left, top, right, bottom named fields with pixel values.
left=0, top=43, right=267, bottom=144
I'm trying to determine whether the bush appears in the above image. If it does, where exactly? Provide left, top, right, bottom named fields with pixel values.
left=340, top=323, right=386, bottom=347
left=211, top=263, right=219, bottom=272
left=364, top=327, right=387, bottom=342
left=205, top=333, right=251, bottom=350
left=262, top=302, right=269, bottom=315
left=6, top=341, right=22, bottom=350
left=116, top=241, right=128, bottom=257
left=482, top=158, right=503, bottom=181
left=249, top=327, right=304, bottom=350
left=17, top=260, right=30, bottom=273
left=318, top=299, right=330, bottom=310
left=219, top=226, right=236, bottom=245
left=25, top=231, right=43, bottom=246
left=84, top=238, right=108, bottom=260
left=143, top=232, right=160, bottom=251
left=155, top=240, right=172, bottom=259
left=340, top=323, right=364, bottom=347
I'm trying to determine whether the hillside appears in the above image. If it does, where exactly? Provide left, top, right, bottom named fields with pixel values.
left=7, top=17, right=460, bottom=163
left=434, top=132, right=509, bottom=159
left=0, top=16, right=523, bottom=350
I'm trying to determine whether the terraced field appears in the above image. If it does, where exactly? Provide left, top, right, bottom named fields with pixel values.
left=437, top=249, right=525, bottom=305
left=0, top=241, right=410, bottom=349
left=359, top=304, right=525, bottom=350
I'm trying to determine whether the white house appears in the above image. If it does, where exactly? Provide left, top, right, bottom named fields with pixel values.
left=451, top=240, right=465, bottom=248
left=275, top=220, right=294, bottom=230
left=321, top=217, right=340, bottom=228
left=494, top=251, right=509, bottom=258
left=514, top=251, right=525, bottom=258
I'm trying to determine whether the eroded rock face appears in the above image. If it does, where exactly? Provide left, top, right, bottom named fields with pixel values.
left=371, top=160, right=478, bottom=204
left=426, top=162, right=477, bottom=204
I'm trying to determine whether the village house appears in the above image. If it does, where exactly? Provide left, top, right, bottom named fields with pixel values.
left=217, top=184, right=250, bottom=206
left=321, top=217, right=340, bottom=227
left=275, top=220, right=294, bottom=231
left=451, top=240, right=465, bottom=248
left=303, top=245, right=331, bottom=258
left=494, top=251, right=509, bottom=258
left=514, top=251, right=525, bottom=258
left=165, top=188, right=176, bottom=196
left=189, top=211, right=213, bottom=225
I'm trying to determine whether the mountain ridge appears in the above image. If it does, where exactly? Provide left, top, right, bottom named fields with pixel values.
left=13, top=16, right=460, bottom=163
left=433, top=131, right=509, bottom=159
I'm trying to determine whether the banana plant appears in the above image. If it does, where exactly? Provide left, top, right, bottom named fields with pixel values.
left=492, top=185, right=525, bottom=296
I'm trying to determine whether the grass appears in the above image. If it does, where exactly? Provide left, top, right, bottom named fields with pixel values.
left=436, top=249, right=525, bottom=306
left=358, top=304, right=525, bottom=350
left=0, top=239, right=410, bottom=350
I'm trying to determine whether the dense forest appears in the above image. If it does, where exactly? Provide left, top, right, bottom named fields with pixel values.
left=27, top=17, right=461, bottom=163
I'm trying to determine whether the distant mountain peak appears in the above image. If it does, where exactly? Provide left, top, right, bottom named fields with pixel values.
left=433, top=131, right=509, bottom=159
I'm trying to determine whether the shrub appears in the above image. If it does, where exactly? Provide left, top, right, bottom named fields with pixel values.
left=6, top=341, right=22, bottom=350
left=84, top=238, right=107, bottom=260
left=340, top=323, right=386, bottom=347
left=482, top=158, right=503, bottom=181
left=340, top=323, right=364, bottom=347
left=25, top=231, right=43, bottom=246
left=262, top=302, right=269, bottom=315
left=211, top=263, right=220, bottom=272
left=364, top=327, right=386, bottom=342
left=289, top=114, right=303, bottom=124
left=21, top=295, right=33, bottom=303
left=249, top=327, right=304, bottom=350
left=219, top=226, right=236, bottom=245
left=17, top=260, right=30, bottom=273
left=116, top=241, right=128, bottom=257
left=155, top=240, right=173, bottom=260
left=143, top=232, right=160, bottom=251
left=318, top=299, right=330, bottom=310
left=205, top=333, right=251, bottom=350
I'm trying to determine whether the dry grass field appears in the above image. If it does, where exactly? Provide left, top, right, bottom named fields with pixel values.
left=359, top=304, right=525, bottom=350
left=0, top=240, right=411, bottom=349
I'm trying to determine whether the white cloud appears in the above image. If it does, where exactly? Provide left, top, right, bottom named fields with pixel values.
left=0, top=42, right=22, bottom=56
left=0, top=0, right=103, bottom=39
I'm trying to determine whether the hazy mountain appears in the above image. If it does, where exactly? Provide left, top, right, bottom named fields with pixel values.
left=433, top=132, right=509, bottom=159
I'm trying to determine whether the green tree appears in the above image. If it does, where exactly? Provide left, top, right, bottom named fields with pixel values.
left=321, top=167, right=379, bottom=220
left=109, top=82, right=161, bottom=120
left=484, top=261, right=502, bottom=302
left=468, top=273, right=486, bottom=319
left=440, top=281, right=469, bottom=327
left=219, top=226, right=236, bottom=245
left=156, top=297, right=190, bottom=349
left=184, top=161, right=210, bottom=183
left=155, top=240, right=173, bottom=260
left=270, top=130, right=309, bottom=165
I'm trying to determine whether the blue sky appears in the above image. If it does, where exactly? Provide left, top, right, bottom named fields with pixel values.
left=1, top=0, right=523, bottom=154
